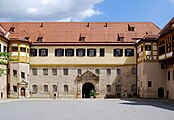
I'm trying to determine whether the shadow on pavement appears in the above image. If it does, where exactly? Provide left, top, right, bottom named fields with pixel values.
left=120, top=98, right=174, bottom=111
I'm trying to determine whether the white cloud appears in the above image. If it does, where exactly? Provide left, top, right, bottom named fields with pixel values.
left=0, top=0, right=104, bottom=21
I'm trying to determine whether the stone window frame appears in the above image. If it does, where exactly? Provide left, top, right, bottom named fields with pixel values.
left=106, top=85, right=111, bottom=92
left=32, top=84, right=38, bottom=94
left=64, top=85, right=69, bottom=92
left=43, top=85, right=48, bottom=92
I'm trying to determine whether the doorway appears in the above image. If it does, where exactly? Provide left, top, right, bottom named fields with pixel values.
left=158, top=87, right=164, bottom=98
left=21, top=87, right=26, bottom=97
left=82, top=82, right=95, bottom=98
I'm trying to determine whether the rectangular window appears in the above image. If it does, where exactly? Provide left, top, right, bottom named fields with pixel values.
left=116, top=69, right=121, bottom=75
left=43, top=69, right=48, bottom=75
left=13, top=86, right=17, bottom=92
left=32, top=68, right=37, bottom=75
left=95, top=69, right=100, bottom=74
left=0, top=44, right=1, bottom=52
left=52, top=69, right=57, bottom=76
left=80, top=37, right=85, bottom=42
left=77, top=69, right=82, bottom=74
left=13, top=70, right=17, bottom=77
left=76, top=49, right=85, bottom=57
left=107, top=69, right=111, bottom=75
left=30, top=49, right=37, bottom=56
left=55, top=49, right=64, bottom=56
left=100, top=48, right=105, bottom=57
left=65, top=49, right=74, bottom=56
left=39, top=49, right=48, bottom=56
left=125, top=49, right=134, bottom=56
left=87, top=49, right=96, bottom=57
left=114, top=49, right=123, bottom=57
left=173, top=71, right=174, bottom=80
left=145, top=45, right=152, bottom=51
left=21, top=72, right=25, bottom=79
left=159, top=46, right=165, bottom=55
left=37, top=37, right=43, bottom=42
left=20, top=47, right=26, bottom=52
left=63, top=69, right=68, bottom=75
left=148, top=81, right=152, bottom=87
left=3, top=46, right=7, bottom=52
left=168, top=71, right=170, bottom=81
left=12, top=47, right=18, bottom=52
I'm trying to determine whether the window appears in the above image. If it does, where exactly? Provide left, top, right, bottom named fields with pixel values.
left=12, top=47, right=18, bottom=52
left=173, top=71, right=174, bottom=80
left=52, top=85, right=57, bottom=92
left=87, top=49, right=96, bottom=57
left=116, top=69, right=121, bottom=75
left=32, top=85, right=38, bottom=94
left=13, top=70, right=17, bottom=77
left=9, top=27, right=15, bottom=32
left=113, top=49, right=123, bottom=57
left=39, top=49, right=48, bottom=56
left=43, top=85, right=48, bottom=92
left=64, top=85, right=68, bottom=92
left=43, top=69, right=48, bottom=75
left=116, top=85, right=121, bottom=92
left=131, top=84, right=136, bottom=92
left=145, top=45, right=152, bottom=51
left=100, top=48, right=105, bottom=57
left=168, top=71, right=170, bottom=81
left=161, top=64, right=165, bottom=69
left=107, top=85, right=111, bottom=92
left=55, top=49, right=64, bottom=56
left=125, top=49, right=134, bottom=56
left=30, top=49, right=37, bottom=56
left=32, top=68, right=37, bottom=75
left=0, top=44, right=1, bottom=52
left=20, top=47, right=26, bottom=52
left=76, top=49, right=85, bottom=56
left=37, top=37, right=43, bottom=42
left=159, top=46, right=165, bottom=55
left=21, top=72, right=25, bottom=79
left=63, top=68, right=68, bottom=75
left=65, top=49, right=74, bottom=56
left=25, top=37, right=30, bottom=40
left=148, top=81, right=152, bottom=87
left=3, top=46, right=7, bottom=52
left=13, top=85, right=17, bottom=92
left=107, top=69, right=111, bottom=75
left=77, top=69, right=82, bottom=74
left=95, top=69, right=100, bottom=74
left=80, top=37, right=85, bottom=42
left=131, top=68, right=136, bottom=75
left=128, top=25, right=135, bottom=31
left=52, top=69, right=57, bottom=76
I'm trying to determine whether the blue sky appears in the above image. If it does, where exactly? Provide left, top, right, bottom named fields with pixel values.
left=85, top=0, right=174, bottom=29
left=0, top=0, right=173, bottom=29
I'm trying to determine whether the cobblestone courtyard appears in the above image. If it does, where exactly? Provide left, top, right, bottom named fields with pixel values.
left=0, top=99, right=174, bottom=120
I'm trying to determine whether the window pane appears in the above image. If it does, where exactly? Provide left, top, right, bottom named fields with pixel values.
left=107, top=85, right=111, bottom=92
left=55, top=49, right=64, bottom=56
left=39, top=49, right=48, bottom=56
left=43, top=69, right=48, bottom=75
left=65, top=49, right=74, bottom=56
left=64, top=85, right=68, bottom=92
left=32, top=85, right=38, bottom=94
left=12, top=47, right=18, bottom=52
left=116, top=69, right=121, bottom=75
left=21, top=72, right=25, bottom=79
left=87, top=49, right=96, bottom=57
left=107, top=69, right=111, bottom=75
left=77, top=69, right=82, bottom=74
left=63, top=69, right=68, bottom=75
left=100, top=48, right=105, bottom=57
left=76, top=49, right=85, bottom=56
left=52, top=85, right=57, bottom=92
left=52, top=69, right=57, bottom=75
left=20, top=47, right=26, bottom=52
left=30, top=49, right=37, bottom=56
left=114, top=49, right=123, bottom=56
left=125, top=49, right=134, bottom=56
left=95, top=69, right=100, bottom=74
left=44, top=85, right=48, bottom=92
left=32, top=68, right=37, bottom=75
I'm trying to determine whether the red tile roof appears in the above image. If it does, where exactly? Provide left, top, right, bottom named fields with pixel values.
left=0, top=22, right=160, bottom=44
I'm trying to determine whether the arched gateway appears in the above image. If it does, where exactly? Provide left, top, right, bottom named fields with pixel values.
left=82, top=82, right=95, bottom=98
left=75, top=70, right=99, bottom=98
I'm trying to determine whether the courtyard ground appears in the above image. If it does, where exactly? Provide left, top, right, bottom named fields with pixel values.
left=0, top=99, right=174, bottom=120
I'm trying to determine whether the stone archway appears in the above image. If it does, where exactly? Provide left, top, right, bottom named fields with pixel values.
left=21, top=87, right=25, bottom=97
left=82, top=82, right=95, bottom=98
left=158, top=87, right=164, bottom=98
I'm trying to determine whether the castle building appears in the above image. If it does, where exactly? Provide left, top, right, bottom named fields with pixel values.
left=0, top=17, right=173, bottom=99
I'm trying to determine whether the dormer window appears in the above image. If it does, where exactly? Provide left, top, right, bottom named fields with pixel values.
left=117, top=34, right=124, bottom=42
left=9, top=27, right=15, bottom=32
left=25, top=37, right=30, bottom=40
left=80, top=37, right=85, bottom=42
left=37, top=37, right=43, bottom=42
left=128, top=24, right=135, bottom=31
